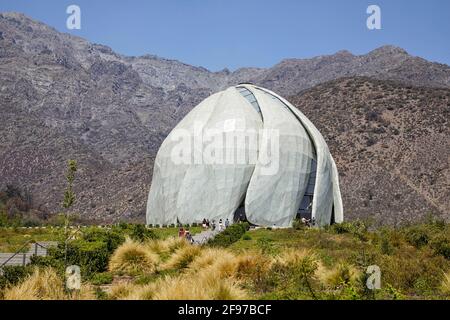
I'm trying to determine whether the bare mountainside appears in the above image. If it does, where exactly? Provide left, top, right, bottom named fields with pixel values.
left=0, top=12, right=449, bottom=223
left=291, top=77, right=450, bottom=225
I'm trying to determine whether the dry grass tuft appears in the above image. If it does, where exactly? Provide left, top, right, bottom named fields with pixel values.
left=152, top=274, right=209, bottom=300
left=187, top=248, right=226, bottom=271
left=163, top=245, right=202, bottom=270
left=316, top=262, right=361, bottom=288
left=120, top=283, right=158, bottom=300
left=3, top=268, right=65, bottom=300
left=235, top=251, right=272, bottom=281
left=145, top=239, right=169, bottom=255
left=108, top=282, right=137, bottom=300
left=198, top=270, right=248, bottom=300
left=109, top=238, right=160, bottom=275
left=164, top=237, right=189, bottom=253
left=210, top=254, right=240, bottom=278
left=152, top=271, right=247, bottom=300
left=3, top=268, right=95, bottom=300
left=273, top=248, right=315, bottom=267
left=187, top=248, right=244, bottom=278
left=440, top=271, right=450, bottom=295
left=71, top=284, right=96, bottom=300
left=110, top=246, right=249, bottom=300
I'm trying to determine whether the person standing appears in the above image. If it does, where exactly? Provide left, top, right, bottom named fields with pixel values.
left=185, top=230, right=193, bottom=244
left=225, top=218, right=230, bottom=229
left=178, top=227, right=185, bottom=238
left=218, top=219, right=223, bottom=231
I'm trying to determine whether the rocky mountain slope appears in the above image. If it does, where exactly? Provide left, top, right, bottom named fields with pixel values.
left=290, top=77, right=449, bottom=225
left=0, top=12, right=449, bottom=223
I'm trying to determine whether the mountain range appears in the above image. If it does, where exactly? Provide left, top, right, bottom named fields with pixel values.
left=0, top=12, right=448, bottom=224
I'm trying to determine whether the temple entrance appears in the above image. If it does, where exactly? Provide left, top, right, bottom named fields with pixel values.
left=330, top=205, right=335, bottom=225
left=233, top=201, right=247, bottom=223
left=296, top=158, right=317, bottom=221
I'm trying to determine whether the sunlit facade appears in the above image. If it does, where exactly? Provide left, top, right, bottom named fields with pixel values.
left=146, top=84, right=343, bottom=227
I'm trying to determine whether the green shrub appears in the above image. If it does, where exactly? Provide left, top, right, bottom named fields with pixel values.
left=91, top=272, right=114, bottom=285
left=83, top=227, right=125, bottom=253
left=384, top=283, right=405, bottom=300
left=292, top=219, right=305, bottom=230
left=207, top=222, right=250, bottom=247
left=242, top=234, right=252, bottom=241
left=339, top=285, right=363, bottom=300
left=63, top=240, right=110, bottom=276
left=128, top=224, right=157, bottom=242
left=257, top=237, right=276, bottom=255
left=430, top=235, right=450, bottom=259
left=0, top=265, right=33, bottom=289
left=29, top=254, right=62, bottom=270
left=0, top=212, right=8, bottom=227
left=378, top=252, right=445, bottom=295
left=268, top=254, right=319, bottom=299
left=95, top=287, right=108, bottom=300
left=330, top=221, right=368, bottom=241
left=380, top=237, right=393, bottom=255
left=404, top=225, right=430, bottom=248
left=352, top=248, right=378, bottom=270
left=37, top=238, right=111, bottom=278
left=113, top=223, right=158, bottom=242
left=379, top=231, right=395, bottom=255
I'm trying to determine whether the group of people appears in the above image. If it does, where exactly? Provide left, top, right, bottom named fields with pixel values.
left=202, top=218, right=230, bottom=231
left=177, top=217, right=232, bottom=244
left=301, top=217, right=316, bottom=227
left=178, top=227, right=194, bottom=244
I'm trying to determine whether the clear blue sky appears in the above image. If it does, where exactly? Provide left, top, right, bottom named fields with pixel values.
left=1, top=0, right=449, bottom=71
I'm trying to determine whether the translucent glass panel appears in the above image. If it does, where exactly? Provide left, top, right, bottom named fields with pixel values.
left=236, top=86, right=262, bottom=116
left=305, top=159, right=317, bottom=195
left=297, top=158, right=317, bottom=219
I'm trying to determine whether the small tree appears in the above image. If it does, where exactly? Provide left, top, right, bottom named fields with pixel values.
left=62, top=160, right=77, bottom=265
left=63, top=160, right=77, bottom=210
left=296, top=256, right=318, bottom=299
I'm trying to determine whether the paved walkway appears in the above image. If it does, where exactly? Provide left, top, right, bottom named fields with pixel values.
left=192, top=228, right=221, bottom=245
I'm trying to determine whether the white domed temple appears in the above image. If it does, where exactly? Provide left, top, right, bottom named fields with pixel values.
left=146, top=84, right=343, bottom=227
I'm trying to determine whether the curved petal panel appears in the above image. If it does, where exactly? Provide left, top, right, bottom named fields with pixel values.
left=244, top=86, right=315, bottom=227
left=254, top=86, right=344, bottom=226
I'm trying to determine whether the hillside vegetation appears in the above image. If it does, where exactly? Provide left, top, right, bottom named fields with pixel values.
left=1, top=219, right=449, bottom=300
